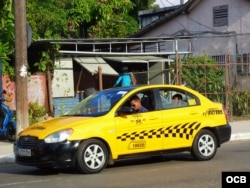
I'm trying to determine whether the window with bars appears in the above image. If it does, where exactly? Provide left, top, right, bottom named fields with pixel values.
left=213, top=5, right=228, bottom=27
left=236, top=54, right=250, bottom=74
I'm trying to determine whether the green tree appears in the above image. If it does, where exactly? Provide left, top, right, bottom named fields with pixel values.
left=26, top=0, right=157, bottom=39
left=26, top=0, right=69, bottom=39
left=78, top=0, right=137, bottom=38
left=1, top=0, right=158, bottom=76
left=0, top=0, right=15, bottom=76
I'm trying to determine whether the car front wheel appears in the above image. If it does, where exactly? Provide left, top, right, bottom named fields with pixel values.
left=191, top=129, right=217, bottom=161
left=75, top=139, right=108, bottom=174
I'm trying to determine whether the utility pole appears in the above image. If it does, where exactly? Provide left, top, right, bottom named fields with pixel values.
left=14, top=0, right=29, bottom=134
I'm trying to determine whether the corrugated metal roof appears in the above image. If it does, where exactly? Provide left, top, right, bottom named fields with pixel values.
left=104, top=56, right=174, bottom=63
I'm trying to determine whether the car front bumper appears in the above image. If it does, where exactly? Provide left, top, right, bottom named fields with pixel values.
left=14, top=136, right=80, bottom=168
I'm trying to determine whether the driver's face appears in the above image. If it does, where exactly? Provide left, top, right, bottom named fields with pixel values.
left=130, top=100, right=140, bottom=111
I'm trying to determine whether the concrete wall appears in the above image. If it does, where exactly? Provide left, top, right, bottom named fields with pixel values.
left=2, top=74, right=48, bottom=111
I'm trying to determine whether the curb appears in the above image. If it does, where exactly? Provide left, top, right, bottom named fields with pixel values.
left=1, top=133, right=250, bottom=166
left=0, top=154, right=15, bottom=164
left=230, top=133, right=250, bottom=141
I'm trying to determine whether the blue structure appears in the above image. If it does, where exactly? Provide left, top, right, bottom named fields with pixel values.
left=0, top=61, right=2, bottom=94
left=53, top=93, right=81, bottom=117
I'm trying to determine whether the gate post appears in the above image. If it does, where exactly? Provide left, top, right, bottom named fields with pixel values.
left=225, top=53, right=232, bottom=120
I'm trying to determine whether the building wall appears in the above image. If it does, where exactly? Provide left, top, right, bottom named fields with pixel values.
left=140, top=0, right=250, bottom=55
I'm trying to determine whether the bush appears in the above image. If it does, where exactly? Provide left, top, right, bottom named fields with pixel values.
left=231, top=91, right=250, bottom=116
left=179, top=54, right=226, bottom=103
left=28, top=101, right=46, bottom=124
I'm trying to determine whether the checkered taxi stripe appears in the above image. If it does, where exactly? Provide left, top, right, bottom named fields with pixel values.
left=116, top=122, right=201, bottom=141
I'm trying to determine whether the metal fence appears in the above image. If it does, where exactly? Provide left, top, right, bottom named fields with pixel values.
left=133, top=54, right=250, bottom=121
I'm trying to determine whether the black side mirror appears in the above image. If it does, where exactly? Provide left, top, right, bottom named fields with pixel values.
left=117, top=106, right=133, bottom=116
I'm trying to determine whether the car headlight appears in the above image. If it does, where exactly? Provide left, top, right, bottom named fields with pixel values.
left=44, top=129, right=74, bottom=143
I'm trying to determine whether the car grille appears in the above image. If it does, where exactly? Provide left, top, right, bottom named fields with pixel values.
left=18, top=136, right=39, bottom=147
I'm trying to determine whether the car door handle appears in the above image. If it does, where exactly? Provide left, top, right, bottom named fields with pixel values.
left=189, top=111, right=199, bottom=115
left=148, top=116, right=160, bottom=120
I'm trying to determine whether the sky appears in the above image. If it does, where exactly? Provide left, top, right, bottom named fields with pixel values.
left=154, top=0, right=182, bottom=7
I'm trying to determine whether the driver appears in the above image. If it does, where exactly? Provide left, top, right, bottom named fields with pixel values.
left=129, top=95, right=148, bottom=113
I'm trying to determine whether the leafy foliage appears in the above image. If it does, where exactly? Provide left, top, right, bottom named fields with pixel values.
left=231, top=91, right=250, bottom=116
left=26, top=0, right=69, bottom=39
left=25, top=0, right=153, bottom=39
left=0, top=0, right=15, bottom=76
left=1, top=0, right=157, bottom=76
left=28, top=101, right=46, bottom=124
left=86, top=0, right=136, bottom=38
left=180, top=54, right=226, bottom=103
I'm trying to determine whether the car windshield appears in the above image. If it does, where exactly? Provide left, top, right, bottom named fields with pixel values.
left=64, top=87, right=132, bottom=117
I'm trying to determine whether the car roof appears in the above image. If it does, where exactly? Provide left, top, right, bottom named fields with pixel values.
left=103, top=84, right=193, bottom=92
left=102, top=84, right=209, bottom=102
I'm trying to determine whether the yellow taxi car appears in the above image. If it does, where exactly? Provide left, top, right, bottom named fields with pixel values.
left=14, top=84, right=231, bottom=174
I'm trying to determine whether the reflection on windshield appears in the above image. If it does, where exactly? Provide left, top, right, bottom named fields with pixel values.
left=64, top=89, right=129, bottom=117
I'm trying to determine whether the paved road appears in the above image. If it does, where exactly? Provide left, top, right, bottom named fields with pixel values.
left=0, top=120, right=249, bottom=165
left=0, top=140, right=250, bottom=188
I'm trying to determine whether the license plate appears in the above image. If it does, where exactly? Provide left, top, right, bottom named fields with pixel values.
left=18, top=149, right=31, bottom=156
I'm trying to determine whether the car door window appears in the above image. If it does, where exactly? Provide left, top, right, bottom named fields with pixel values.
left=158, top=88, right=199, bottom=109
left=119, top=90, right=155, bottom=113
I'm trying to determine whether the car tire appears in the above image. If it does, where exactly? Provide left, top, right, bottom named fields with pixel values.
left=191, top=129, right=217, bottom=161
left=75, top=139, right=108, bottom=174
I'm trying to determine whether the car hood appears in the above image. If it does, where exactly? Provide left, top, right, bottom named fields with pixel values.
left=18, top=116, right=93, bottom=139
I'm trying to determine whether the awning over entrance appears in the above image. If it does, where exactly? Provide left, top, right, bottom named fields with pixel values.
left=74, top=57, right=118, bottom=76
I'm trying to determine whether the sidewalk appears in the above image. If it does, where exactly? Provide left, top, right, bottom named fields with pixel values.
left=0, top=120, right=250, bottom=165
